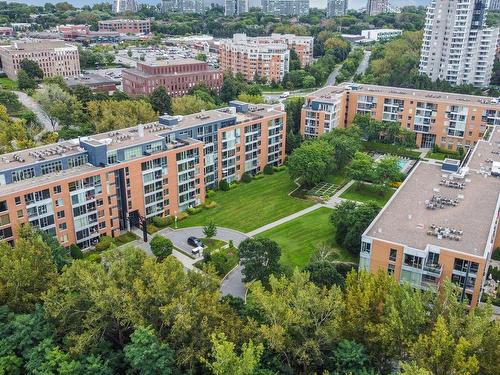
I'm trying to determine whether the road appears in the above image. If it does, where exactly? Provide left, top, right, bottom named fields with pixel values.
left=326, top=64, right=342, bottom=86
left=13, top=90, right=53, bottom=131
left=353, top=50, right=371, bottom=78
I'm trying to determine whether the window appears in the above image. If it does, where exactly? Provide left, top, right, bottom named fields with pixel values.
left=53, top=185, right=61, bottom=194
left=0, top=201, right=7, bottom=212
left=123, top=146, right=142, bottom=161
left=68, top=154, right=88, bottom=168
left=55, top=198, right=64, bottom=207
left=57, top=211, right=65, bottom=219
left=388, top=263, right=395, bottom=276
left=17, top=210, right=23, bottom=218
left=59, top=223, right=67, bottom=230
left=0, top=213, right=10, bottom=226
left=15, top=197, right=21, bottom=205
left=12, top=167, right=35, bottom=182
left=40, top=160, right=62, bottom=175
left=389, top=249, right=397, bottom=262
left=107, top=151, right=118, bottom=165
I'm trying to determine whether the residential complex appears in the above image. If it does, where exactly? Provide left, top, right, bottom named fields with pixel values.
left=0, top=102, right=286, bottom=248
left=218, top=33, right=313, bottom=82
left=491, top=0, right=500, bottom=11
left=326, top=0, right=348, bottom=17
left=0, top=40, right=80, bottom=80
left=360, top=127, right=500, bottom=306
left=361, top=28, right=402, bottom=42
left=225, top=0, right=249, bottom=16
left=419, top=0, right=499, bottom=87
left=122, top=59, right=223, bottom=97
left=113, top=0, right=138, bottom=13
left=98, top=19, right=151, bottom=34
left=161, top=0, right=206, bottom=14
left=0, top=27, right=14, bottom=38
left=300, top=83, right=500, bottom=150
left=261, top=0, right=310, bottom=17
left=366, top=0, right=389, bottom=16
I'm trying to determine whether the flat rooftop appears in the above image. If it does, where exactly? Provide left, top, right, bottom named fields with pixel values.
left=65, top=73, right=119, bottom=87
left=138, top=58, right=205, bottom=66
left=309, top=83, right=499, bottom=107
left=366, top=127, right=500, bottom=257
left=0, top=39, right=75, bottom=51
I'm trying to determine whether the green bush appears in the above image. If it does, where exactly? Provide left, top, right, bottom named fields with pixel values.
left=95, top=236, right=113, bottom=252
left=219, top=179, right=230, bottom=191
left=204, top=200, right=217, bottom=209
left=147, top=224, right=159, bottom=235
left=273, top=165, right=287, bottom=172
left=254, top=173, right=265, bottom=180
left=177, top=211, right=189, bottom=221
left=492, top=247, right=500, bottom=261
left=206, top=189, right=216, bottom=198
left=69, top=244, right=84, bottom=259
left=84, top=252, right=102, bottom=263
left=263, top=164, right=275, bottom=175
left=229, top=183, right=238, bottom=190
left=152, top=215, right=171, bottom=228
left=187, top=206, right=203, bottom=215
left=240, top=172, right=252, bottom=183
left=114, top=232, right=139, bottom=245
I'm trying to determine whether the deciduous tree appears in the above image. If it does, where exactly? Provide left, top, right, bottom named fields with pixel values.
left=238, top=238, right=281, bottom=284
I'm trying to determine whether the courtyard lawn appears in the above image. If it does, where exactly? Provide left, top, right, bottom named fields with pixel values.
left=0, top=77, right=17, bottom=90
left=256, top=207, right=356, bottom=269
left=425, top=151, right=461, bottom=161
left=340, top=182, right=395, bottom=206
left=177, top=171, right=314, bottom=233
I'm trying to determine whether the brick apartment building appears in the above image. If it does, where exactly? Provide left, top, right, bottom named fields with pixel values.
left=0, top=102, right=286, bottom=248
left=122, top=59, right=223, bottom=97
left=300, top=83, right=500, bottom=151
left=252, top=33, right=314, bottom=67
left=98, top=19, right=151, bottom=34
left=0, top=27, right=14, bottom=37
left=0, top=40, right=80, bottom=80
left=360, top=127, right=500, bottom=306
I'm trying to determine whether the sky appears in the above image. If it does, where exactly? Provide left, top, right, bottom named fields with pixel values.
left=16, top=0, right=430, bottom=10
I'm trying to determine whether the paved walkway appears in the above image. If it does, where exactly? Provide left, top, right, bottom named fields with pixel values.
left=13, top=90, right=54, bottom=131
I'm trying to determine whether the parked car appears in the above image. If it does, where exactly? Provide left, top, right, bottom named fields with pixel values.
left=191, top=246, right=203, bottom=255
left=187, top=236, right=204, bottom=248
left=279, top=91, right=290, bottom=99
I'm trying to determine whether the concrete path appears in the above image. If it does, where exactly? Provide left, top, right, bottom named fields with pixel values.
left=354, top=50, right=371, bottom=77
left=326, top=64, right=342, bottom=86
left=13, top=90, right=53, bottom=131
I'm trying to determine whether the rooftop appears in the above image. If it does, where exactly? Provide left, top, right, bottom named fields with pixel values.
left=138, top=58, right=206, bottom=66
left=366, top=127, right=500, bottom=257
left=308, top=83, right=500, bottom=107
left=0, top=39, right=76, bottom=51
left=64, top=73, right=119, bottom=88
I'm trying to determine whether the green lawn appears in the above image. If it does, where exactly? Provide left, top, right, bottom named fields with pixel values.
left=256, top=207, right=356, bottom=269
left=325, top=168, right=349, bottom=186
left=425, top=151, right=460, bottom=161
left=0, top=77, right=17, bottom=90
left=340, top=182, right=395, bottom=206
left=201, top=238, right=227, bottom=253
left=177, top=171, right=313, bottom=233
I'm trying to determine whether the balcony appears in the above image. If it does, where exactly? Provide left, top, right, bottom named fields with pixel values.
left=423, top=263, right=442, bottom=277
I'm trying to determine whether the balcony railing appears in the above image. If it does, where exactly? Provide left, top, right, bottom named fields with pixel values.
left=423, top=263, right=442, bottom=276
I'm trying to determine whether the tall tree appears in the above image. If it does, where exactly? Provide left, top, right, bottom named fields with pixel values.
left=287, top=140, right=333, bottom=187
left=19, top=59, right=43, bottom=79
left=237, top=238, right=281, bottom=284
left=17, top=70, right=37, bottom=91
left=149, top=86, right=172, bottom=115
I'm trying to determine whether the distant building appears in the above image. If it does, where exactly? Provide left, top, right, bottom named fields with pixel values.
left=0, top=40, right=80, bottom=80
left=0, top=27, right=14, bottom=38
left=419, top=0, right=498, bottom=87
left=161, top=0, right=206, bottom=14
left=98, top=19, right=151, bottom=34
left=261, top=0, right=310, bottom=17
left=113, top=0, right=138, bottom=13
left=65, top=73, right=120, bottom=94
left=361, top=28, right=402, bottom=42
left=225, top=0, right=249, bottom=16
left=490, top=0, right=500, bottom=11
left=122, top=59, right=223, bottom=97
left=366, top=0, right=389, bottom=16
left=326, top=0, right=348, bottom=18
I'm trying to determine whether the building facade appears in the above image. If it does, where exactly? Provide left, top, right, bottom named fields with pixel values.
left=225, top=0, right=249, bottom=16
left=161, top=0, right=206, bottom=14
left=0, top=27, right=14, bottom=38
left=261, top=0, right=310, bottom=17
left=491, top=0, right=500, bottom=10
left=113, top=0, right=138, bottom=13
left=366, top=0, right=389, bottom=15
left=326, top=0, right=348, bottom=18
left=361, top=28, right=402, bottom=42
left=300, top=83, right=500, bottom=151
left=419, top=0, right=499, bottom=87
left=360, top=127, right=500, bottom=306
left=0, top=103, right=286, bottom=249
left=0, top=40, right=80, bottom=80
left=122, top=59, right=223, bottom=97
left=98, top=19, right=151, bottom=34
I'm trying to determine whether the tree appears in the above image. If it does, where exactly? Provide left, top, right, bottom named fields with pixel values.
left=347, top=152, right=374, bottom=183
left=150, top=236, right=173, bottom=261
left=171, top=95, right=216, bottom=115
left=289, top=49, right=301, bottom=71
left=263, top=164, right=274, bottom=175
left=17, top=70, right=37, bottom=91
left=285, top=130, right=302, bottom=155
left=203, top=221, right=217, bottom=242
left=204, top=333, right=264, bottom=375
left=0, top=105, right=37, bottom=153
left=19, top=59, right=43, bottom=79
left=332, top=340, right=368, bottom=375
left=219, top=179, right=230, bottom=191
left=0, top=225, right=58, bottom=313
left=284, top=96, right=305, bottom=134
left=149, top=86, right=172, bottom=115
left=0, top=90, right=22, bottom=114
left=304, top=260, right=344, bottom=288
left=374, top=156, right=401, bottom=188
left=287, top=140, right=333, bottom=187
left=195, top=53, right=207, bottom=62
left=237, top=238, right=281, bottom=284
left=237, top=93, right=264, bottom=104
left=220, top=74, right=244, bottom=103
left=87, top=100, right=157, bottom=132
left=124, top=326, right=176, bottom=375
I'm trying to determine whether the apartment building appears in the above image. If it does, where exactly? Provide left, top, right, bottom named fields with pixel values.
left=122, top=59, right=223, bottom=97
left=98, top=19, right=151, bottom=34
left=161, top=0, right=206, bottom=14
left=366, top=0, right=389, bottom=15
left=326, top=0, right=348, bottom=17
left=113, top=0, right=138, bottom=13
left=491, top=0, right=500, bottom=11
left=261, top=0, right=310, bottom=17
left=0, top=40, right=80, bottom=80
left=419, top=0, right=498, bottom=87
left=0, top=103, right=286, bottom=248
left=225, top=0, right=248, bottom=16
left=360, top=127, right=500, bottom=306
left=300, top=83, right=500, bottom=150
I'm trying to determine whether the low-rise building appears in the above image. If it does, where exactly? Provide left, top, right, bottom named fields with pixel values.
left=0, top=40, right=80, bottom=80
left=0, top=102, right=286, bottom=248
left=98, top=19, right=151, bottom=34
left=361, top=28, right=402, bottom=42
left=65, top=73, right=120, bottom=94
left=122, top=59, right=223, bottom=97
left=300, top=83, right=500, bottom=151
left=0, top=27, right=14, bottom=38
left=360, top=127, right=500, bottom=306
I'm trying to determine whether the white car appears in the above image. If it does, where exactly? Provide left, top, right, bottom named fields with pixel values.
left=279, top=92, right=290, bottom=99
left=191, top=246, right=203, bottom=256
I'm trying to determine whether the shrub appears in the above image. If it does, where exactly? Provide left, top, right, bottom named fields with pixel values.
left=273, top=165, right=287, bottom=172
left=152, top=215, right=171, bottom=228
left=177, top=211, right=189, bottom=221
left=69, top=244, right=84, bottom=259
left=187, top=206, right=203, bottom=215
left=150, top=235, right=173, bottom=261
left=147, top=224, right=159, bottom=235
left=263, top=164, right=275, bottom=175
left=254, top=173, right=265, bottom=180
left=204, top=200, right=217, bottom=209
left=219, top=179, right=230, bottom=191
left=241, top=172, right=252, bottom=183
left=95, top=236, right=113, bottom=252
left=229, top=183, right=238, bottom=190
left=84, top=252, right=102, bottom=263
left=206, top=189, right=216, bottom=198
